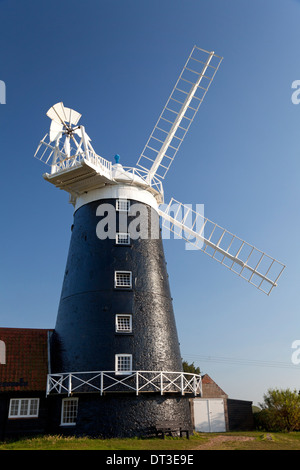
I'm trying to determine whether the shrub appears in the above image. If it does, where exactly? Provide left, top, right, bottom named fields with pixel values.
left=256, top=388, right=300, bottom=432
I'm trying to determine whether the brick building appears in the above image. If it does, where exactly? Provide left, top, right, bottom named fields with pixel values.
left=0, top=327, right=254, bottom=439
left=0, top=328, right=52, bottom=439
left=192, top=374, right=254, bottom=432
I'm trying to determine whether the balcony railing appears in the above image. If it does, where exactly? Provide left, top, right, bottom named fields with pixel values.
left=46, top=370, right=202, bottom=397
left=35, top=133, right=164, bottom=200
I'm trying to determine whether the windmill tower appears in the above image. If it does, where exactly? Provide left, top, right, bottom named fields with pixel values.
left=35, top=46, right=285, bottom=437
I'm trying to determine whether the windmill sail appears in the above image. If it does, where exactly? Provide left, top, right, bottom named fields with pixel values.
left=159, top=198, right=285, bottom=295
left=136, top=46, right=223, bottom=182
left=34, top=104, right=114, bottom=196
left=46, top=102, right=81, bottom=127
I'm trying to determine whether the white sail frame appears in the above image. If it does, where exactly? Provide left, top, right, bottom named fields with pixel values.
left=136, top=46, right=223, bottom=181
left=159, top=198, right=285, bottom=295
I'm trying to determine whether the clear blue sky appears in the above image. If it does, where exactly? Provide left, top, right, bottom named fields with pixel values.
left=0, top=0, right=300, bottom=406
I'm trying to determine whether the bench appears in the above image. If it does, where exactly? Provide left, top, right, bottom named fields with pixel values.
left=154, top=421, right=190, bottom=439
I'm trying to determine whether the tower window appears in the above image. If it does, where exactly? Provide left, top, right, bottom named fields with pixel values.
left=61, top=398, right=78, bottom=426
left=116, top=314, right=132, bottom=333
left=116, top=199, right=130, bottom=212
left=115, top=354, right=132, bottom=375
left=114, top=271, right=132, bottom=288
left=116, top=232, right=130, bottom=245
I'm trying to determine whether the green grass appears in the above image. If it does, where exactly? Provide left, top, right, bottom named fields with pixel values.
left=0, top=434, right=208, bottom=451
left=2, top=432, right=300, bottom=450
left=0, top=433, right=208, bottom=450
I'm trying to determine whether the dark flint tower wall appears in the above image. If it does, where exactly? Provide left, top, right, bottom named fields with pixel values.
left=50, top=197, right=192, bottom=437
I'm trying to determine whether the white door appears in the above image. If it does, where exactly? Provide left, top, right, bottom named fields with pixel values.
left=194, top=399, right=226, bottom=432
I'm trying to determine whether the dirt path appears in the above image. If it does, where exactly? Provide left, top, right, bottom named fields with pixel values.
left=191, top=435, right=255, bottom=450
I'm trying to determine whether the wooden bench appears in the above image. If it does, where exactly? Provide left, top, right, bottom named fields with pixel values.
left=154, top=421, right=190, bottom=439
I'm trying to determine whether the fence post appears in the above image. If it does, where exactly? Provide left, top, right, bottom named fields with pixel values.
left=46, top=375, right=49, bottom=397
left=100, top=371, right=103, bottom=396
left=68, top=374, right=72, bottom=396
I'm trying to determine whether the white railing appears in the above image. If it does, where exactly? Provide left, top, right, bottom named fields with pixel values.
left=46, top=370, right=202, bottom=397
left=51, top=151, right=112, bottom=177
left=121, top=166, right=164, bottom=197
left=34, top=133, right=113, bottom=178
left=35, top=134, right=164, bottom=199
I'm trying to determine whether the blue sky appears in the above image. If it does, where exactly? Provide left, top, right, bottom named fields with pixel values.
left=0, top=0, right=300, bottom=406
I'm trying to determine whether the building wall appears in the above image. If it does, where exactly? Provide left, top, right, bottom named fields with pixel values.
left=46, top=393, right=192, bottom=438
left=48, top=198, right=191, bottom=437
left=227, top=398, right=254, bottom=431
left=201, top=374, right=228, bottom=399
left=51, top=199, right=182, bottom=374
left=0, top=328, right=52, bottom=440
left=0, top=392, right=49, bottom=440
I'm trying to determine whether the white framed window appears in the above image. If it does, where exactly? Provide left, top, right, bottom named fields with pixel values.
left=114, top=271, right=132, bottom=288
left=8, top=398, right=39, bottom=418
left=116, top=232, right=130, bottom=245
left=116, top=199, right=130, bottom=212
left=115, top=314, right=132, bottom=333
left=115, top=354, right=132, bottom=375
left=61, top=397, right=78, bottom=426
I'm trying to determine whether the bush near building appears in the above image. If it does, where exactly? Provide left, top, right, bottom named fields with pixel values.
left=254, top=388, right=300, bottom=432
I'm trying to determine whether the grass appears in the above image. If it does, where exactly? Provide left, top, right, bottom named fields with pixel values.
left=0, top=433, right=207, bottom=451
left=2, top=431, right=300, bottom=450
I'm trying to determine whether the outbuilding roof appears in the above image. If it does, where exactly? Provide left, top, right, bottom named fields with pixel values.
left=0, top=328, right=52, bottom=392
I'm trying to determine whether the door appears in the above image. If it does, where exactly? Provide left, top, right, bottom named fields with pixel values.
left=193, top=399, right=226, bottom=432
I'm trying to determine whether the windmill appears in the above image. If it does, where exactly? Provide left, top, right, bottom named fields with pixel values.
left=35, top=46, right=285, bottom=437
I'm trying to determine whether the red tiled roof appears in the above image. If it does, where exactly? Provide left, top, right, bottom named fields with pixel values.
left=0, top=328, right=53, bottom=392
